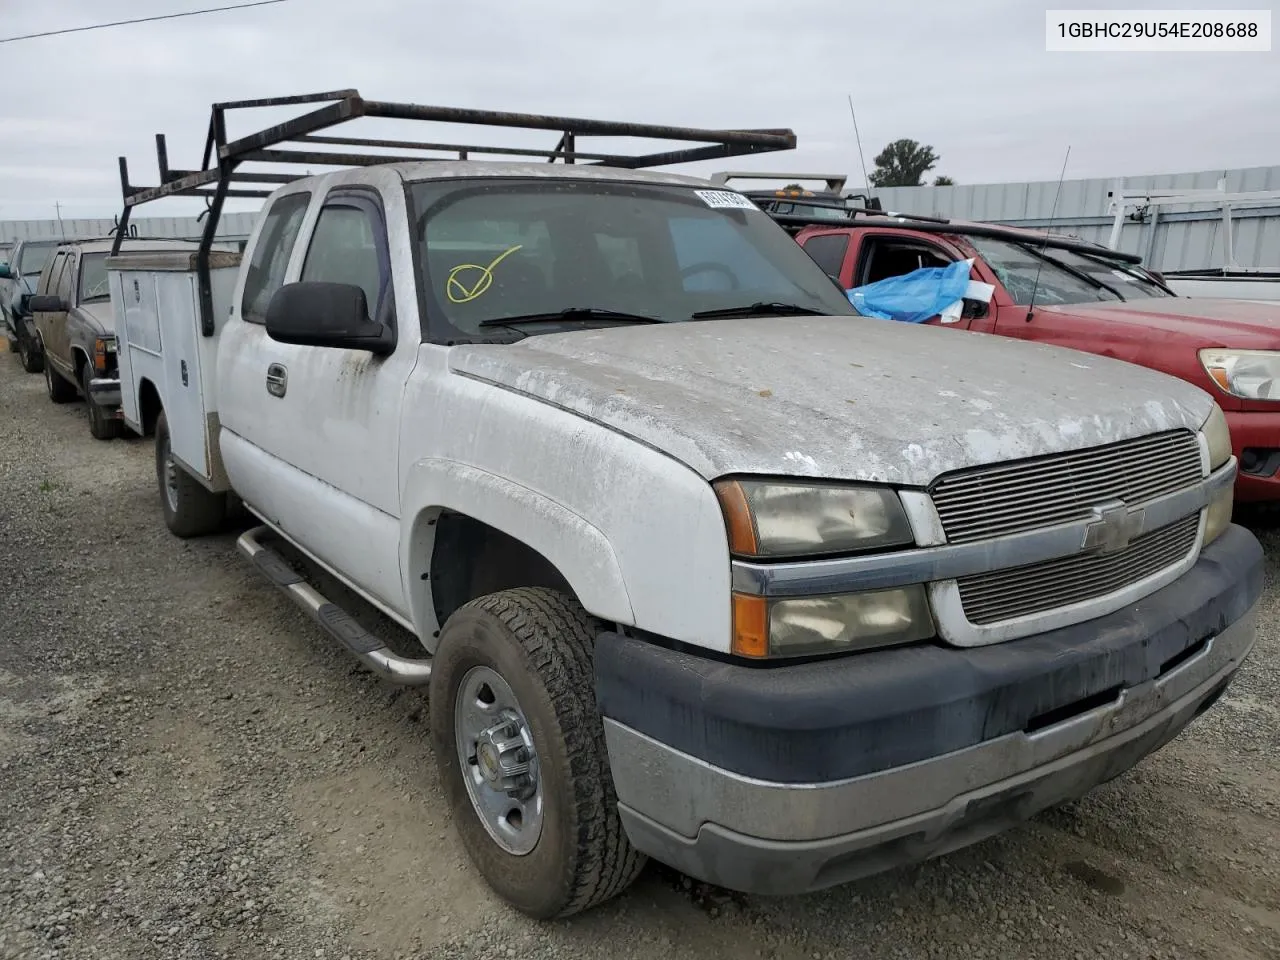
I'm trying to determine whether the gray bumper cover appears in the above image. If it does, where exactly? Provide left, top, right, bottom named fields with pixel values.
left=606, top=604, right=1255, bottom=895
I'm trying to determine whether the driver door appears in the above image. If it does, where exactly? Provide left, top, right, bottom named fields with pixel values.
left=220, top=185, right=415, bottom=617
left=35, top=252, right=75, bottom=375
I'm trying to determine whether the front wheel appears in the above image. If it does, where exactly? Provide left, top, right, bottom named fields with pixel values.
left=44, top=357, right=76, bottom=404
left=17, top=331, right=43, bottom=374
left=155, top=410, right=226, bottom=537
left=82, top=366, right=122, bottom=440
left=430, top=587, right=646, bottom=919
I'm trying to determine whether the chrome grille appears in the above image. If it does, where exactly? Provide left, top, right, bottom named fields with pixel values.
left=931, top=431, right=1203, bottom=544
left=957, top=515, right=1199, bottom=625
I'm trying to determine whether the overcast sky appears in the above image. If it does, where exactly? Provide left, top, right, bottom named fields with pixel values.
left=1, top=0, right=1277, bottom=221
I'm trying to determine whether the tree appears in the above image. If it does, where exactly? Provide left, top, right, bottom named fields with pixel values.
left=933, top=175, right=955, bottom=186
left=868, top=139, right=940, bottom=187
left=782, top=183, right=805, bottom=191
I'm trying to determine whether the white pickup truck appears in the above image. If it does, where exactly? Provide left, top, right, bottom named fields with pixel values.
left=107, top=92, right=1261, bottom=919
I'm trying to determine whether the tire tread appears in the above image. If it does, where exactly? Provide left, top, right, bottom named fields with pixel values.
left=458, top=587, right=646, bottom=917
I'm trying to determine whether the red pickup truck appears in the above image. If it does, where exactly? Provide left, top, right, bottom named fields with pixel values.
left=764, top=200, right=1280, bottom=503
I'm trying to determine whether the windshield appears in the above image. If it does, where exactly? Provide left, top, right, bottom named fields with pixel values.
left=1035, top=246, right=1173, bottom=299
left=409, top=178, right=855, bottom=340
left=970, top=237, right=1117, bottom=304
left=971, top=236, right=1173, bottom=304
left=18, top=242, right=58, bottom=277
left=78, top=253, right=111, bottom=302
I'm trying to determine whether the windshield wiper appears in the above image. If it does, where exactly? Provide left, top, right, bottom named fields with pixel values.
left=1020, top=245, right=1127, bottom=302
left=1071, top=250, right=1175, bottom=296
left=690, top=301, right=829, bottom=320
left=477, top=307, right=665, bottom=328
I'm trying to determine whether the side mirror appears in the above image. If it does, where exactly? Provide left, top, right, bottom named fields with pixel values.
left=28, top=294, right=68, bottom=313
left=0, top=263, right=11, bottom=280
left=264, top=281, right=394, bottom=355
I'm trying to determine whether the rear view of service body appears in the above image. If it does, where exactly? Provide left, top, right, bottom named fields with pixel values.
left=106, top=91, right=1261, bottom=918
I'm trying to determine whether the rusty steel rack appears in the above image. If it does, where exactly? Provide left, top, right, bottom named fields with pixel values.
left=110, top=88, right=798, bottom=333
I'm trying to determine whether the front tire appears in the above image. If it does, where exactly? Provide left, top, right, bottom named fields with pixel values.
left=82, top=366, right=122, bottom=440
left=17, top=331, right=43, bottom=374
left=155, top=410, right=226, bottom=537
left=430, top=587, right=646, bottom=919
left=44, top=357, right=76, bottom=404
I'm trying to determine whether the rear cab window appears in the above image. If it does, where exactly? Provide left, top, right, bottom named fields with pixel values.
left=799, top=233, right=851, bottom=279
left=240, top=192, right=311, bottom=323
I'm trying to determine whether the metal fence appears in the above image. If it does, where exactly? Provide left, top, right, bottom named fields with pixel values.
left=866, top=165, right=1280, bottom=272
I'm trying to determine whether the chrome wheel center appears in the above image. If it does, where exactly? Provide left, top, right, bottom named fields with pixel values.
left=455, top=666, right=544, bottom=856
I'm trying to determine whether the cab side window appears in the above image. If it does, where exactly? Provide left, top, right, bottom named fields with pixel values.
left=40, top=253, right=67, bottom=296
left=54, top=253, right=77, bottom=304
left=241, top=192, right=311, bottom=324
left=300, top=194, right=393, bottom=325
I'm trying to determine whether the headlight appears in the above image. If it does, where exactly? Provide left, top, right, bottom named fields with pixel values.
left=713, top=478, right=914, bottom=558
left=1201, top=402, right=1234, bottom=546
left=1201, top=402, right=1232, bottom=471
left=93, top=336, right=116, bottom=374
left=732, top=587, right=934, bottom=659
left=1199, top=349, right=1280, bottom=401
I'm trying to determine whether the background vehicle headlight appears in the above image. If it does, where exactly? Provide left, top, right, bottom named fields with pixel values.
left=732, top=587, right=934, bottom=659
left=1200, top=349, right=1280, bottom=401
left=1201, top=402, right=1234, bottom=546
left=714, top=479, right=914, bottom=558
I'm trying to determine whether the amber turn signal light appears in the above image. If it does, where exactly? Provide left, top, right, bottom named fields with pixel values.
left=731, top=593, right=769, bottom=658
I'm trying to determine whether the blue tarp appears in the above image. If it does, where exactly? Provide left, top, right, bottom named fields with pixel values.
left=847, top=260, right=972, bottom=323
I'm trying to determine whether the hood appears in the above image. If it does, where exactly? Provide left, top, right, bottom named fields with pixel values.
left=77, top=302, right=115, bottom=334
left=449, top=316, right=1214, bottom=486
left=1040, top=297, right=1280, bottom=348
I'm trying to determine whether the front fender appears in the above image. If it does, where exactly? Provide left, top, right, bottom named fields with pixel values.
left=399, top=458, right=635, bottom=652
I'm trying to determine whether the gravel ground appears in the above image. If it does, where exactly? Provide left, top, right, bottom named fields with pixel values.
left=1, top=350, right=1278, bottom=960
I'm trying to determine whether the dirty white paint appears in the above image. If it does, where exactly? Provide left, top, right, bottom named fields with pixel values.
left=452, top=317, right=1215, bottom=488
left=137, top=159, right=1220, bottom=657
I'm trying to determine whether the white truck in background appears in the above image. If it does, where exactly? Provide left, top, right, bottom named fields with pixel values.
left=107, top=91, right=1261, bottom=919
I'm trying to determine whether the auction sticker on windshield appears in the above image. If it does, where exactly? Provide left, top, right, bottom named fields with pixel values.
left=694, top=190, right=760, bottom=211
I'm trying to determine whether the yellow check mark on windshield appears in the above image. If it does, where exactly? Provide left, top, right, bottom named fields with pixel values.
left=446, top=244, right=524, bottom=303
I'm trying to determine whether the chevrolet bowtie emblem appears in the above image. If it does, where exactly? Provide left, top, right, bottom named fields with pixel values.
left=1081, top=500, right=1146, bottom=555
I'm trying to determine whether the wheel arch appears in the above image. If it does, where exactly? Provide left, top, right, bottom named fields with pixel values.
left=399, top=458, right=634, bottom=654
left=136, top=376, right=163, bottom=436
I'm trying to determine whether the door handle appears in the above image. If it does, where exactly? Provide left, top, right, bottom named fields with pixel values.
left=266, top=363, right=287, bottom=398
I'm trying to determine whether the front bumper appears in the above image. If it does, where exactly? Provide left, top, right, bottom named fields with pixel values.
left=597, top=525, right=1262, bottom=895
left=1226, top=410, right=1280, bottom=502
left=88, top=376, right=122, bottom=408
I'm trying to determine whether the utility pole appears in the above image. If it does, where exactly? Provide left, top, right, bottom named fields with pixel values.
left=55, top=201, right=65, bottom=238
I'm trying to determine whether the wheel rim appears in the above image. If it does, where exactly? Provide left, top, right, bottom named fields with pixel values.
left=454, top=665, right=544, bottom=856
left=161, top=437, right=180, bottom=513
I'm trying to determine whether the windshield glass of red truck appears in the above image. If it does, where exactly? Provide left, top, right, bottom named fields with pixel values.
left=969, top=236, right=1129, bottom=305
left=409, top=178, right=856, bottom=341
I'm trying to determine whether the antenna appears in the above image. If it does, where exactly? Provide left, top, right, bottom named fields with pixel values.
left=1025, top=145, right=1071, bottom=322
left=846, top=94, right=872, bottom=201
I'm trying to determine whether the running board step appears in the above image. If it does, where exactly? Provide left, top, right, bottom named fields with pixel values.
left=236, top=525, right=433, bottom=686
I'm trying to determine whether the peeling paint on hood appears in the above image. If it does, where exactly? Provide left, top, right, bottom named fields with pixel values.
left=449, top=317, right=1215, bottom=486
